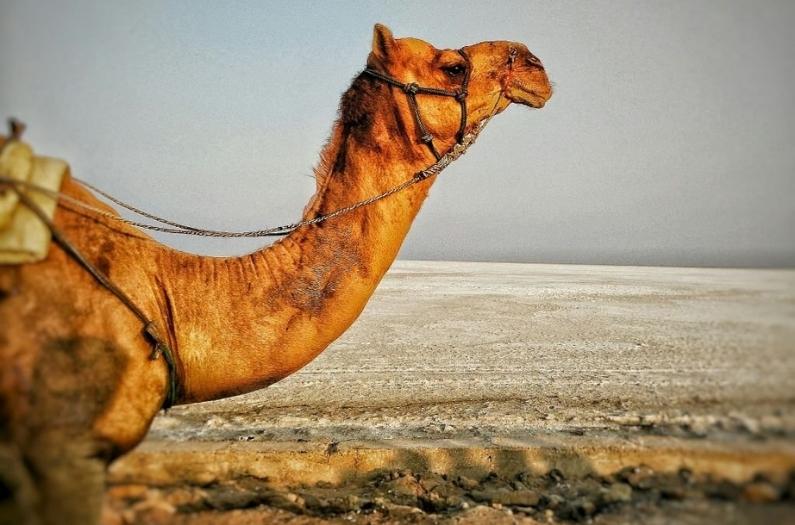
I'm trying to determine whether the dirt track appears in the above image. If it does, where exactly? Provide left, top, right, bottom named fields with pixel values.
left=107, top=261, right=795, bottom=523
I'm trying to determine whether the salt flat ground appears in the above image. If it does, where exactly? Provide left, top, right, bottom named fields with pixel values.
left=148, top=260, right=795, bottom=444
left=110, top=261, right=795, bottom=524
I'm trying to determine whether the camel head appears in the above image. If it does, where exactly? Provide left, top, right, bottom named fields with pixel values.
left=365, top=24, right=552, bottom=149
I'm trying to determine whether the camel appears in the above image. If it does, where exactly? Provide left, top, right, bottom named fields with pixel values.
left=0, top=24, right=551, bottom=524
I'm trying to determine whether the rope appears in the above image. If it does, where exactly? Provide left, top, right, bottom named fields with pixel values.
left=9, top=186, right=180, bottom=408
left=0, top=92, right=502, bottom=239
left=76, top=178, right=207, bottom=232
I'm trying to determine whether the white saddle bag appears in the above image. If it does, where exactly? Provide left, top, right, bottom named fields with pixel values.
left=0, top=140, right=67, bottom=264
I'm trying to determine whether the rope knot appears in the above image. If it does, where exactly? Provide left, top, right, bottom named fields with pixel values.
left=403, top=82, right=419, bottom=95
left=455, top=90, right=467, bottom=102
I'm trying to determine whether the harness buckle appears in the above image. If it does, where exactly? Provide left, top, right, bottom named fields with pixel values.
left=455, top=90, right=467, bottom=102
left=420, top=133, right=434, bottom=144
left=143, top=321, right=165, bottom=360
left=403, top=83, right=419, bottom=95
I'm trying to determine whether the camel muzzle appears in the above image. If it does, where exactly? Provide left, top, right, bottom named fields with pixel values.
left=506, top=63, right=552, bottom=108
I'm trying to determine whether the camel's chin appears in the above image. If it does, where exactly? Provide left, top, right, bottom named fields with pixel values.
left=507, top=84, right=551, bottom=109
left=521, top=97, right=547, bottom=109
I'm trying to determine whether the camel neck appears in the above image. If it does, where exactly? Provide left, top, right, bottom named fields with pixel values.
left=164, top=79, right=443, bottom=403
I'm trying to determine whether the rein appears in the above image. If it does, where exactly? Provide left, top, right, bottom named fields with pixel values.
left=2, top=91, right=500, bottom=240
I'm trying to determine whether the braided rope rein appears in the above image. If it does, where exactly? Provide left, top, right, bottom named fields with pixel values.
left=0, top=94, right=501, bottom=239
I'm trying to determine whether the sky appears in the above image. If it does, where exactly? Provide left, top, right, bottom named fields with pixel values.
left=1, top=1, right=793, bottom=267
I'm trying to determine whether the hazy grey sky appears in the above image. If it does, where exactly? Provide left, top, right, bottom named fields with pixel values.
left=1, top=1, right=793, bottom=267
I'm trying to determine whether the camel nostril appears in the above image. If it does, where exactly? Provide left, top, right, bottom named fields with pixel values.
left=525, top=54, right=543, bottom=69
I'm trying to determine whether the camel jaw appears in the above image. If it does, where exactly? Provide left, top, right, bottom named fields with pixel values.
left=506, top=80, right=552, bottom=109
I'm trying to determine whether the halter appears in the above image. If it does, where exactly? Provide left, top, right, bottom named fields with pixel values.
left=363, top=49, right=471, bottom=160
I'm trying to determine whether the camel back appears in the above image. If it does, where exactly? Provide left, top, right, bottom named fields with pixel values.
left=0, top=138, right=67, bottom=264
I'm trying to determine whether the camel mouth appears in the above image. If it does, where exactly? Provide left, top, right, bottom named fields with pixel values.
left=508, top=81, right=552, bottom=109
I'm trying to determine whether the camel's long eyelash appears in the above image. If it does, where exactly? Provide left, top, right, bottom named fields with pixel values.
left=442, top=64, right=466, bottom=77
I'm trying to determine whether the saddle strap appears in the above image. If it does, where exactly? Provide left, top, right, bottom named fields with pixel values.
left=9, top=185, right=180, bottom=409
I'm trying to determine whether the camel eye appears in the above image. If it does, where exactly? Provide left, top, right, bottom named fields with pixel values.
left=443, top=64, right=466, bottom=77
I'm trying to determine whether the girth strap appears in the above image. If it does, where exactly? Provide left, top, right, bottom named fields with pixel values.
left=7, top=183, right=180, bottom=409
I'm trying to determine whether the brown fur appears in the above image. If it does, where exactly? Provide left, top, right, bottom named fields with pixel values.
left=0, top=25, right=551, bottom=524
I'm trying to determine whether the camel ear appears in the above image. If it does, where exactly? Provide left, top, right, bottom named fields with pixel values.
left=371, top=23, right=395, bottom=61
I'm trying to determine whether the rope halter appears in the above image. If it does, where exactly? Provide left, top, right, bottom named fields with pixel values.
left=363, top=49, right=471, bottom=160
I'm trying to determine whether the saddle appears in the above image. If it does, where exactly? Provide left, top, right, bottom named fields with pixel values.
left=0, top=136, right=67, bottom=264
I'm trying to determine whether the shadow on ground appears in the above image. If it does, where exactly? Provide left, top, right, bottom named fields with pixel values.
left=105, top=444, right=795, bottom=524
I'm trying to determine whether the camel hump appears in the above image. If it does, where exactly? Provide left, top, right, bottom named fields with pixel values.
left=0, top=137, right=68, bottom=264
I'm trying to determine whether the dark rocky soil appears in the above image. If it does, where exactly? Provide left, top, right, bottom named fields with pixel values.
left=106, top=464, right=795, bottom=524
